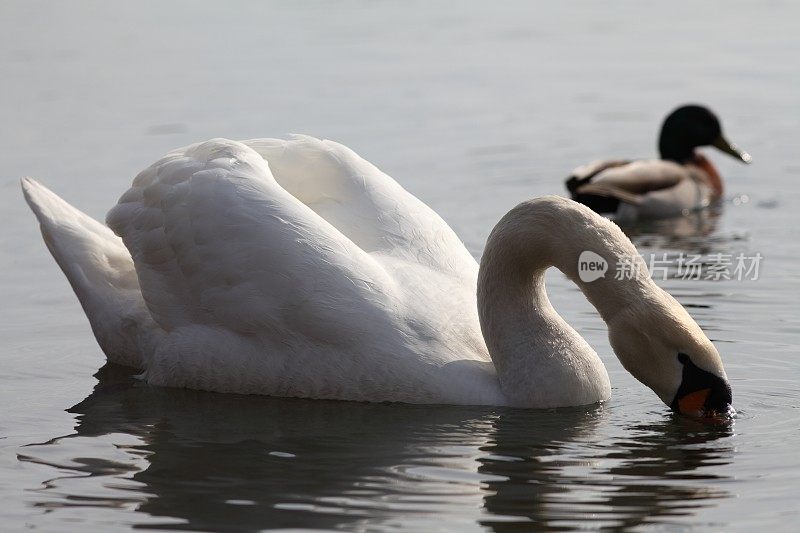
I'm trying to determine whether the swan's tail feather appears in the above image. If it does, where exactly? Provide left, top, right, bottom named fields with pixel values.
left=21, top=178, right=160, bottom=368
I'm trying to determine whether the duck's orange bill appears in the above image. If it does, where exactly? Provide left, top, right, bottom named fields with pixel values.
left=678, top=388, right=711, bottom=416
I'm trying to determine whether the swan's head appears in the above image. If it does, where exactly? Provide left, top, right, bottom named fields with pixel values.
left=607, top=291, right=733, bottom=419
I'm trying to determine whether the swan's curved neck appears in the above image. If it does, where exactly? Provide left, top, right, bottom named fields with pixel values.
left=477, top=198, right=650, bottom=407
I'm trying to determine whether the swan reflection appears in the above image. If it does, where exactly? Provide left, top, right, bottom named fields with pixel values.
left=478, top=407, right=732, bottom=530
left=20, top=364, right=733, bottom=531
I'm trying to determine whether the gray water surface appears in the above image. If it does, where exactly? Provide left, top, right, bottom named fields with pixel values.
left=1, top=1, right=799, bottom=531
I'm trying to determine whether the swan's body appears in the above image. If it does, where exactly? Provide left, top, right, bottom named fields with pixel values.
left=23, top=136, right=731, bottom=414
left=566, top=105, right=751, bottom=221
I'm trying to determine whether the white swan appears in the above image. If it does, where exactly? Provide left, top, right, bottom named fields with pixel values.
left=22, top=136, right=732, bottom=416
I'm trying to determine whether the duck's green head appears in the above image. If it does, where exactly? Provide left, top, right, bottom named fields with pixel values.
left=658, top=104, right=751, bottom=165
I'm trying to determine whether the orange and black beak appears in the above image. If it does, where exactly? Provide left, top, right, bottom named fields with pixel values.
left=675, top=388, right=712, bottom=418
left=671, top=353, right=733, bottom=419
left=712, top=135, right=752, bottom=164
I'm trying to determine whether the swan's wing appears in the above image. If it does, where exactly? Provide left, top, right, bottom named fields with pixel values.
left=243, top=136, right=477, bottom=281
left=21, top=178, right=160, bottom=368
left=106, top=139, right=397, bottom=344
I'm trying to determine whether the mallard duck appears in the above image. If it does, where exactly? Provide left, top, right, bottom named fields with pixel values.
left=566, top=104, right=751, bottom=220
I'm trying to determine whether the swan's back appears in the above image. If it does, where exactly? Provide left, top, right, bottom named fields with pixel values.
left=100, top=138, right=495, bottom=403
left=107, top=139, right=394, bottom=338
left=243, top=136, right=477, bottom=280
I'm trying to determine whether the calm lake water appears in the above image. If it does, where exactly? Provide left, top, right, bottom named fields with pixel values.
left=1, top=1, right=799, bottom=531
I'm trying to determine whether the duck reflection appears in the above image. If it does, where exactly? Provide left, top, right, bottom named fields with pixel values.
left=620, top=205, right=723, bottom=256
left=21, top=365, right=733, bottom=531
left=617, top=206, right=753, bottom=286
